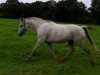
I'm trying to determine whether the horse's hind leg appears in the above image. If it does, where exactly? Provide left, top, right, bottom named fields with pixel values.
left=76, top=41, right=94, bottom=64
left=47, top=43, right=58, bottom=60
left=60, top=40, right=75, bottom=63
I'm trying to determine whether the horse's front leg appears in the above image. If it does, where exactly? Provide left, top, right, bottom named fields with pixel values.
left=26, top=39, right=44, bottom=61
left=47, top=43, right=58, bottom=60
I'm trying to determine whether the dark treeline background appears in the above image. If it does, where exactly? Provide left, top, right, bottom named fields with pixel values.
left=0, top=0, right=100, bottom=24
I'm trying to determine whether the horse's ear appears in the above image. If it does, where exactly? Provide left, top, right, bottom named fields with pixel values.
left=20, top=17, right=23, bottom=21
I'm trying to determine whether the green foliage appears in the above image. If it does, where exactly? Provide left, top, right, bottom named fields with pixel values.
left=56, top=0, right=88, bottom=23
left=89, top=0, right=100, bottom=24
left=0, top=18, right=100, bottom=75
left=0, top=0, right=21, bottom=18
left=0, top=0, right=89, bottom=24
left=0, top=0, right=100, bottom=24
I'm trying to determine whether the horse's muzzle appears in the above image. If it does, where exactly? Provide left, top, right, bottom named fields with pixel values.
left=18, top=29, right=26, bottom=37
left=18, top=32, right=23, bottom=37
left=18, top=33, right=22, bottom=37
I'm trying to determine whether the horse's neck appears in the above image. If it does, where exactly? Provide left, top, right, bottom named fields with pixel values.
left=26, top=19, right=46, bottom=30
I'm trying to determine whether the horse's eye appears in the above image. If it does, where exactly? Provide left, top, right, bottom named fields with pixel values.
left=20, top=25, right=22, bottom=27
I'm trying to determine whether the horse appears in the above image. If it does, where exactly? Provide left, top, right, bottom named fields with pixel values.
left=18, top=17, right=97, bottom=64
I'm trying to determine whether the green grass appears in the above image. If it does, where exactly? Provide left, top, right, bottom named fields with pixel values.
left=0, top=18, right=100, bottom=75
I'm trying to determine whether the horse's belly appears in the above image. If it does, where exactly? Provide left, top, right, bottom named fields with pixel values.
left=46, top=34, right=71, bottom=43
left=46, top=38, right=66, bottom=43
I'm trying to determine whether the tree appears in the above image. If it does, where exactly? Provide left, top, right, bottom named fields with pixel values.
left=55, top=0, right=88, bottom=23
left=0, top=0, right=89, bottom=24
left=90, top=0, right=100, bottom=24
left=29, top=1, right=44, bottom=17
left=41, top=1, right=57, bottom=20
left=6, top=0, right=19, bottom=4
left=0, top=0, right=20, bottom=18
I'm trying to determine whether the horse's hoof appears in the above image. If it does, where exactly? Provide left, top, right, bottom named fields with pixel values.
left=89, top=60, right=95, bottom=65
left=26, top=57, right=31, bottom=62
left=58, top=59, right=65, bottom=63
left=60, top=60, right=64, bottom=63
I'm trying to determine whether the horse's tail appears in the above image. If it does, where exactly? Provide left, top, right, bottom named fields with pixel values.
left=82, top=26, right=98, bottom=51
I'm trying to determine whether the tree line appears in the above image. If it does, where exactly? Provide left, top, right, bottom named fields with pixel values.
left=0, top=0, right=100, bottom=24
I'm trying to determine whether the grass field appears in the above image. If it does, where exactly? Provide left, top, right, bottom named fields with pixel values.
left=0, top=18, right=100, bottom=75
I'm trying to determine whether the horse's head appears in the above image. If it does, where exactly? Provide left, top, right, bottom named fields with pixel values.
left=18, top=17, right=28, bottom=37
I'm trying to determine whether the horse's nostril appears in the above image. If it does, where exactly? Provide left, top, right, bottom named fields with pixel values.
left=18, top=33, right=22, bottom=37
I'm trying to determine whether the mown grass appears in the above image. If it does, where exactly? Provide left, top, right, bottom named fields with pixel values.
left=0, top=18, right=100, bottom=75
